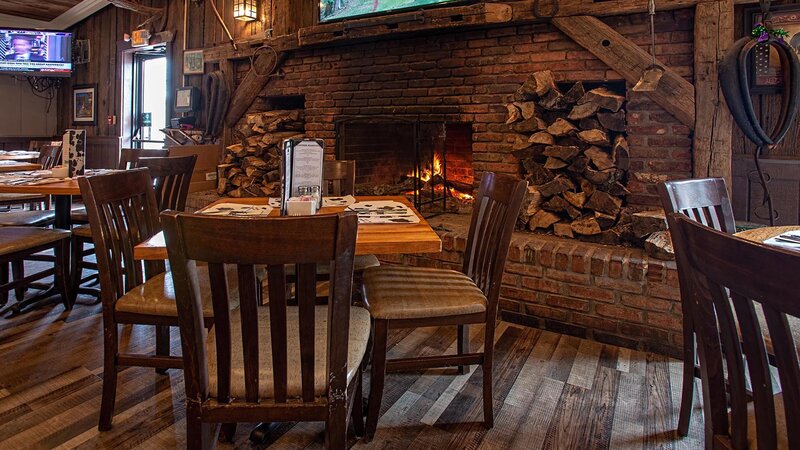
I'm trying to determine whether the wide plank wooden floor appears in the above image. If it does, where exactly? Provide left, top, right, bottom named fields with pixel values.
left=0, top=293, right=704, bottom=449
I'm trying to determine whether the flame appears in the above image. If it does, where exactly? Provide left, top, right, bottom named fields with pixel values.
left=406, top=153, right=474, bottom=202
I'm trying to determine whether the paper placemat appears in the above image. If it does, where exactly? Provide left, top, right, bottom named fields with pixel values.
left=346, top=200, right=420, bottom=224
left=765, top=234, right=800, bottom=252
left=200, top=203, right=273, bottom=217
left=322, top=195, right=356, bottom=207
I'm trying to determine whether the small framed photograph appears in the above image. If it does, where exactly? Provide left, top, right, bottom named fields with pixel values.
left=72, top=84, right=96, bottom=125
left=183, top=49, right=204, bottom=75
left=748, top=4, right=800, bottom=93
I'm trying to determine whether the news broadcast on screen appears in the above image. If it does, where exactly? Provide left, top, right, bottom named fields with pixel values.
left=0, top=29, right=73, bottom=76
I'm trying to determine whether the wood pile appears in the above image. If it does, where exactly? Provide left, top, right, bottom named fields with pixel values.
left=217, top=110, right=304, bottom=197
left=509, top=70, right=635, bottom=246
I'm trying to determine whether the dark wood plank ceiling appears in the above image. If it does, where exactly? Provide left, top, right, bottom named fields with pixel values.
left=0, top=0, right=83, bottom=22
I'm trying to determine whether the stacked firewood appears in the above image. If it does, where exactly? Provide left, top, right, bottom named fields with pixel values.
left=509, top=70, right=635, bottom=245
left=217, top=110, right=304, bottom=197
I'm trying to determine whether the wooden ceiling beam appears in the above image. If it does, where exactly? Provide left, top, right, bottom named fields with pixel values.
left=552, top=15, right=696, bottom=128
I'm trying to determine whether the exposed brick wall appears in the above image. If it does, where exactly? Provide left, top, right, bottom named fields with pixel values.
left=382, top=216, right=683, bottom=358
left=250, top=9, right=695, bottom=208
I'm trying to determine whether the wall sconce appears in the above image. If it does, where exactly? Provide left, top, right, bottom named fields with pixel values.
left=234, top=0, right=258, bottom=21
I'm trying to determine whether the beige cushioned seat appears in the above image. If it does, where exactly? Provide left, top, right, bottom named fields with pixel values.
left=207, top=305, right=371, bottom=399
left=284, top=254, right=380, bottom=276
left=0, top=227, right=70, bottom=256
left=0, top=210, right=56, bottom=227
left=115, top=268, right=240, bottom=317
left=363, top=266, right=487, bottom=320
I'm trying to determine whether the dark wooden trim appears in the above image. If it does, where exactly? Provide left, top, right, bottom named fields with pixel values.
left=386, top=312, right=486, bottom=329
left=386, top=353, right=484, bottom=372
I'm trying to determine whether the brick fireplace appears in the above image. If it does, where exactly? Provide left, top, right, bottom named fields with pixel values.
left=224, top=9, right=695, bottom=356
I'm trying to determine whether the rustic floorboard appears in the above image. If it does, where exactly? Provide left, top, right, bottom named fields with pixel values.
left=0, top=280, right=704, bottom=449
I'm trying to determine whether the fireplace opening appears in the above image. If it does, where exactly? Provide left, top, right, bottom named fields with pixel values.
left=336, top=118, right=474, bottom=213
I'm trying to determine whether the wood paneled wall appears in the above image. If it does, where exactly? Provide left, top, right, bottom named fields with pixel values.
left=57, top=0, right=315, bottom=138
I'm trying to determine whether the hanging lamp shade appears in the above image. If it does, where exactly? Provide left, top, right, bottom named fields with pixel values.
left=234, top=0, right=258, bottom=21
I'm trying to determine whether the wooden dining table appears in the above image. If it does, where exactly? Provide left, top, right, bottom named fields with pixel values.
left=0, top=162, right=42, bottom=172
left=134, top=196, right=443, bottom=261
left=734, top=225, right=800, bottom=243
left=0, top=178, right=79, bottom=229
left=0, top=152, right=39, bottom=162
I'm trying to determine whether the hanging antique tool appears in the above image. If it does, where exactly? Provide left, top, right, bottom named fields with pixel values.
left=632, top=0, right=664, bottom=92
left=720, top=0, right=800, bottom=225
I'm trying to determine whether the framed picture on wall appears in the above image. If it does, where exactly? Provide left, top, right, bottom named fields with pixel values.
left=72, top=84, right=96, bottom=125
left=183, top=49, right=204, bottom=75
left=748, top=4, right=800, bottom=93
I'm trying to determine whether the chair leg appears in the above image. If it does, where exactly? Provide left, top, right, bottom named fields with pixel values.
left=70, top=237, right=83, bottom=300
left=155, top=325, right=171, bottom=375
left=186, top=405, right=220, bottom=450
left=677, top=310, right=695, bottom=436
left=11, top=260, right=25, bottom=301
left=351, top=369, right=365, bottom=438
left=98, top=322, right=119, bottom=431
left=365, top=319, right=388, bottom=442
left=0, top=262, right=8, bottom=306
left=482, top=327, right=495, bottom=429
left=458, top=324, right=470, bottom=374
left=219, top=423, right=237, bottom=443
left=325, top=406, right=348, bottom=450
left=54, top=238, right=72, bottom=309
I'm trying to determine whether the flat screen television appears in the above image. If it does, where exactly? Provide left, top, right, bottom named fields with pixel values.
left=320, top=0, right=462, bottom=22
left=0, top=29, right=72, bottom=77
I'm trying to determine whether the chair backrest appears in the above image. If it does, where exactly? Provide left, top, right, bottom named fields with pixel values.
left=462, top=172, right=527, bottom=317
left=161, top=211, right=358, bottom=407
left=658, top=178, right=735, bottom=233
left=322, top=160, right=356, bottom=196
left=671, top=214, right=800, bottom=450
left=118, top=148, right=170, bottom=170
left=28, top=140, right=59, bottom=151
left=38, top=145, right=62, bottom=170
left=78, top=168, right=164, bottom=305
left=136, top=155, right=197, bottom=212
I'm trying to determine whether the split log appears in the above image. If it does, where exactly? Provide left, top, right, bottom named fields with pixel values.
left=584, top=229, right=622, bottom=245
left=584, top=167, right=616, bottom=185
left=644, top=231, right=675, bottom=260
left=578, top=177, right=596, bottom=196
left=513, top=135, right=534, bottom=150
left=579, top=117, right=602, bottom=131
left=539, top=90, right=566, bottom=111
left=631, top=209, right=668, bottom=237
left=544, top=157, right=568, bottom=170
left=543, top=145, right=580, bottom=161
left=547, top=118, right=577, bottom=136
left=522, top=70, right=557, bottom=97
left=536, top=176, right=575, bottom=197
left=612, top=135, right=630, bottom=171
left=579, top=87, right=625, bottom=112
left=604, top=181, right=631, bottom=197
left=512, top=117, right=547, bottom=133
left=553, top=222, right=574, bottom=238
left=523, top=160, right=555, bottom=184
left=585, top=190, right=622, bottom=215
left=543, top=195, right=581, bottom=219
left=513, top=146, right=545, bottom=160
left=594, top=211, right=617, bottom=229
left=597, top=110, right=626, bottom=132
left=514, top=101, right=538, bottom=120
left=566, top=155, right=588, bottom=173
left=505, top=104, right=522, bottom=124
left=529, top=209, right=561, bottom=231
left=567, top=102, right=600, bottom=120
left=563, top=191, right=587, bottom=209
left=529, top=131, right=555, bottom=145
left=584, top=146, right=615, bottom=170
left=519, top=186, right=543, bottom=223
left=571, top=215, right=602, bottom=235
left=577, top=129, right=610, bottom=146
left=563, top=82, right=585, bottom=105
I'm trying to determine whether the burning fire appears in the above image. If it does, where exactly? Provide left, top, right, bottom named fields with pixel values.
left=406, top=153, right=474, bottom=201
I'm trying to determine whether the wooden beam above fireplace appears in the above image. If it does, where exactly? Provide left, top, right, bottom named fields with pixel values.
left=551, top=15, right=696, bottom=128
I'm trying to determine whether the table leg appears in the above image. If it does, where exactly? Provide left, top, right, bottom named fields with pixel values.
left=53, top=195, right=72, bottom=230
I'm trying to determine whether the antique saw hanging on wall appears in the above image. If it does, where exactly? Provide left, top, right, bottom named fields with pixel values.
left=719, top=0, right=800, bottom=225
left=109, top=0, right=169, bottom=33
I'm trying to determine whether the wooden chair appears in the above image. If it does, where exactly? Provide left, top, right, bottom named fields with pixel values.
left=118, top=148, right=170, bottom=170
left=37, top=144, right=62, bottom=170
left=361, top=172, right=527, bottom=440
left=79, top=168, right=231, bottom=430
left=659, top=178, right=800, bottom=437
left=71, top=156, right=197, bottom=298
left=670, top=215, right=798, bottom=449
left=161, top=210, right=368, bottom=449
left=0, top=144, right=62, bottom=212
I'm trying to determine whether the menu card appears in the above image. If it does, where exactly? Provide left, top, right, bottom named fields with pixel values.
left=281, top=139, right=324, bottom=215
left=62, top=130, right=86, bottom=177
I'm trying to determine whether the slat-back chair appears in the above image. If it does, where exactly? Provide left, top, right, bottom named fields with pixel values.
left=161, top=210, right=368, bottom=448
left=658, top=177, right=735, bottom=436
left=323, top=160, right=356, bottom=196
left=671, top=215, right=798, bottom=450
left=38, top=144, right=62, bottom=170
left=79, top=168, right=189, bottom=430
left=136, top=155, right=197, bottom=211
left=362, top=172, right=527, bottom=440
left=118, top=148, right=170, bottom=170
